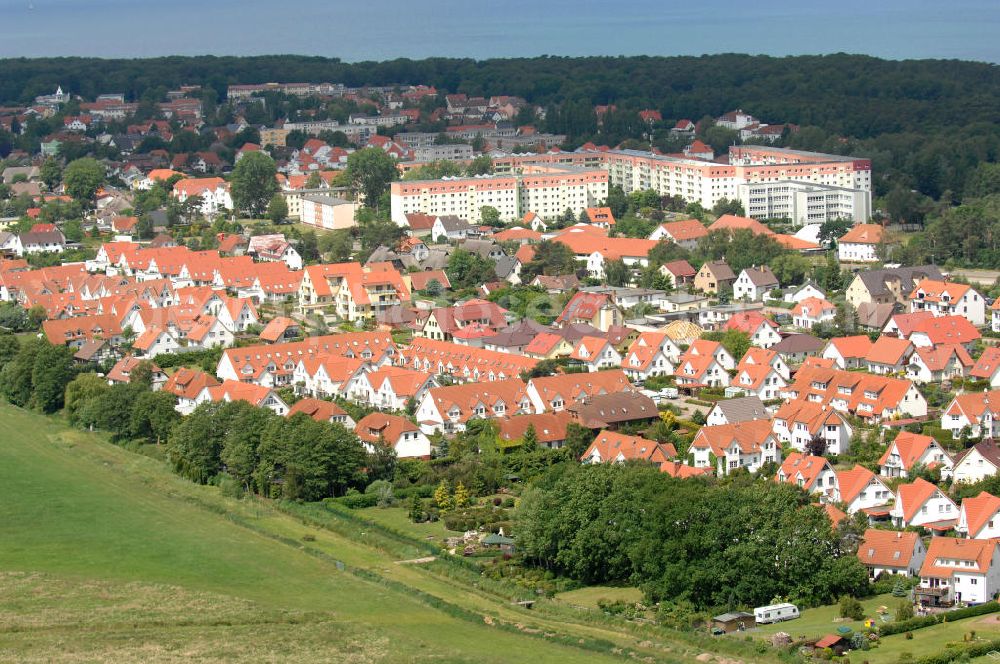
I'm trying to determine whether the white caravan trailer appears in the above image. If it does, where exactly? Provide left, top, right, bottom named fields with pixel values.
left=753, top=602, right=800, bottom=624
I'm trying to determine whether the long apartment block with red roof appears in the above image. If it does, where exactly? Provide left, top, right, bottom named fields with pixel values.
left=415, top=378, right=533, bottom=434
left=782, top=364, right=927, bottom=422
left=390, top=164, right=609, bottom=225
left=216, top=332, right=397, bottom=387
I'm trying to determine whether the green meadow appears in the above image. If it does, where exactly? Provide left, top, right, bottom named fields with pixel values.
left=0, top=403, right=749, bottom=663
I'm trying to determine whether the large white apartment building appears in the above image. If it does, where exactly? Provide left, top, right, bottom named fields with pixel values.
left=737, top=180, right=872, bottom=227
left=281, top=121, right=375, bottom=142
left=390, top=165, right=608, bottom=225
left=486, top=145, right=871, bottom=214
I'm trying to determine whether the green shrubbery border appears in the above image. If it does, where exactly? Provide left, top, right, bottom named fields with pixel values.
left=880, top=601, right=1000, bottom=636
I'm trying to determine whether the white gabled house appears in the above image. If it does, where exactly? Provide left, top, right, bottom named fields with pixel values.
left=879, top=431, right=953, bottom=479
left=775, top=452, right=838, bottom=500
left=772, top=400, right=853, bottom=456
left=836, top=465, right=893, bottom=515
left=569, top=336, right=622, bottom=372
left=689, top=420, right=781, bottom=476
left=732, top=266, right=779, bottom=302
left=890, top=478, right=958, bottom=529
left=916, top=538, right=1000, bottom=606
left=941, top=391, right=1000, bottom=440
left=858, top=529, right=927, bottom=578
left=957, top=492, right=1000, bottom=540
left=952, top=439, right=1000, bottom=485
left=674, top=339, right=735, bottom=389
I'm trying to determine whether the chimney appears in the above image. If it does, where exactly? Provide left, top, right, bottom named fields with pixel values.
left=896, top=531, right=902, bottom=539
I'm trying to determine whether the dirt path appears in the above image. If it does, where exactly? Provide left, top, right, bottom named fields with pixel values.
left=949, top=268, right=1000, bottom=287
left=395, top=556, right=437, bottom=565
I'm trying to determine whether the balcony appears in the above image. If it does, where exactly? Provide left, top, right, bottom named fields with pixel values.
left=914, top=586, right=949, bottom=597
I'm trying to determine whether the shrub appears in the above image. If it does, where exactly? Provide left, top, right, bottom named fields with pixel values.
left=337, top=492, right=379, bottom=509
left=880, top=602, right=1000, bottom=636
left=840, top=595, right=865, bottom=621
left=905, top=631, right=913, bottom=640
left=896, top=601, right=915, bottom=622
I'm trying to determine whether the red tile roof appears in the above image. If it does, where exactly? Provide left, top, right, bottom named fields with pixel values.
left=896, top=477, right=947, bottom=523
left=162, top=367, right=220, bottom=400
left=776, top=452, right=833, bottom=490
left=693, top=419, right=774, bottom=456
left=920, top=537, right=996, bottom=578
left=878, top=431, right=948, bottom=471
left=859, top=529, right=920, bottom=569
left=583, top=429, right=676, bottom=463
left=840, top=224, right=885, bottom=244
left=355, top=412, right=419, bottom=446
left=961, top=491, right=1000, bottom=539
left=287, top=397, right=349, bottom=423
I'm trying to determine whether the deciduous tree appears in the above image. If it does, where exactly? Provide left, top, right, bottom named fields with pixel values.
left=63, top=157, right=105, bottom=205
left=230, top=151, right=278, bottom=218
left=346, top=147, right=398, bottom=209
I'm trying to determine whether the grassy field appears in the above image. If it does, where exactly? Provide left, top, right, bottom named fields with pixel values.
left=750, top=593, right=895, bottom=640
left=862, top=615, right=1000, bottom=664
left=750, top=592, right=1000, bottom=663
left=357, top=505, right=455, bottom=544
left=555, top=586, right=644, bottom=610
left=0, top=403, right=757, bottom=663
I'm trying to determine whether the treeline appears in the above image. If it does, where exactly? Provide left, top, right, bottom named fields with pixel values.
left=897, top=190, right=1000, bottom=269
left=516, top=463, right=869, bottom=611
left=3, top=54, right=1000, bottom=201
left=0, top=334, right=372, bottom=502
left=167, top=400, right=367, bottom=500
left=2, top=54, right=995, bottom=137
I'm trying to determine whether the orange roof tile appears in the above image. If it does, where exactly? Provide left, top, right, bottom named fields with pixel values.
left=827, top=335, right=873, bottom=359
left=287, top=397, right=349, bottom=422
left=962, top=492, right=1000, bottom=539
left=355, top=412, right=419, bottom=446
left=858, top=529, right=920, bottom=568
left=897, top=477, right=947, bottom=523
left=920, top=537, right=996, bottom=578
left=836, top=465, right=886, bottom=504
left=839, top=224, right=885, bottom=244
left=708, top=214, right=774, bottom=237
left=583, top=429, right=676, bottom=463
left=972, top=347, right=1000, bottom=380
left=656, top=219, right=707, bottom=242
left=776, top=452, right=833, bottom=490
left=865, top=336, right=913, bottom=366
left=878, top=431, right=948, bottom=470
left=692, top=419, right=774, bottom=456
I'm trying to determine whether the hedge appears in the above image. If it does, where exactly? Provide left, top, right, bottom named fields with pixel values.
left=334, top=492, right=379, bottom=509
left=916, top=638, right=1000, bottom=664
left=880, top=601, right=1000, bottom=636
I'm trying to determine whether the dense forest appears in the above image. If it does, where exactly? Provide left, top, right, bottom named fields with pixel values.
left=517, top=463, right=870, bottom=611
left=4, top=53, right=1000, bottom=263
left=2, top=53, right=999, bottom=199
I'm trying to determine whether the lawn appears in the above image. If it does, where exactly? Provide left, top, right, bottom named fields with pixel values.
left=749, top=591, right=1000, bottom=663
left=0, top=403, right=650, bottom=663
left=751, top=593, right=895, bottom=640
left=357, top=505, right=456, bottom=544
left=555, top=586, right=644, bottom=610
left=863, top=616, right=1000, bottom=664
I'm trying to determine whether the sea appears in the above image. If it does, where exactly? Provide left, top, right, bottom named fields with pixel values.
left=0, top=0, right=998, bottom=63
